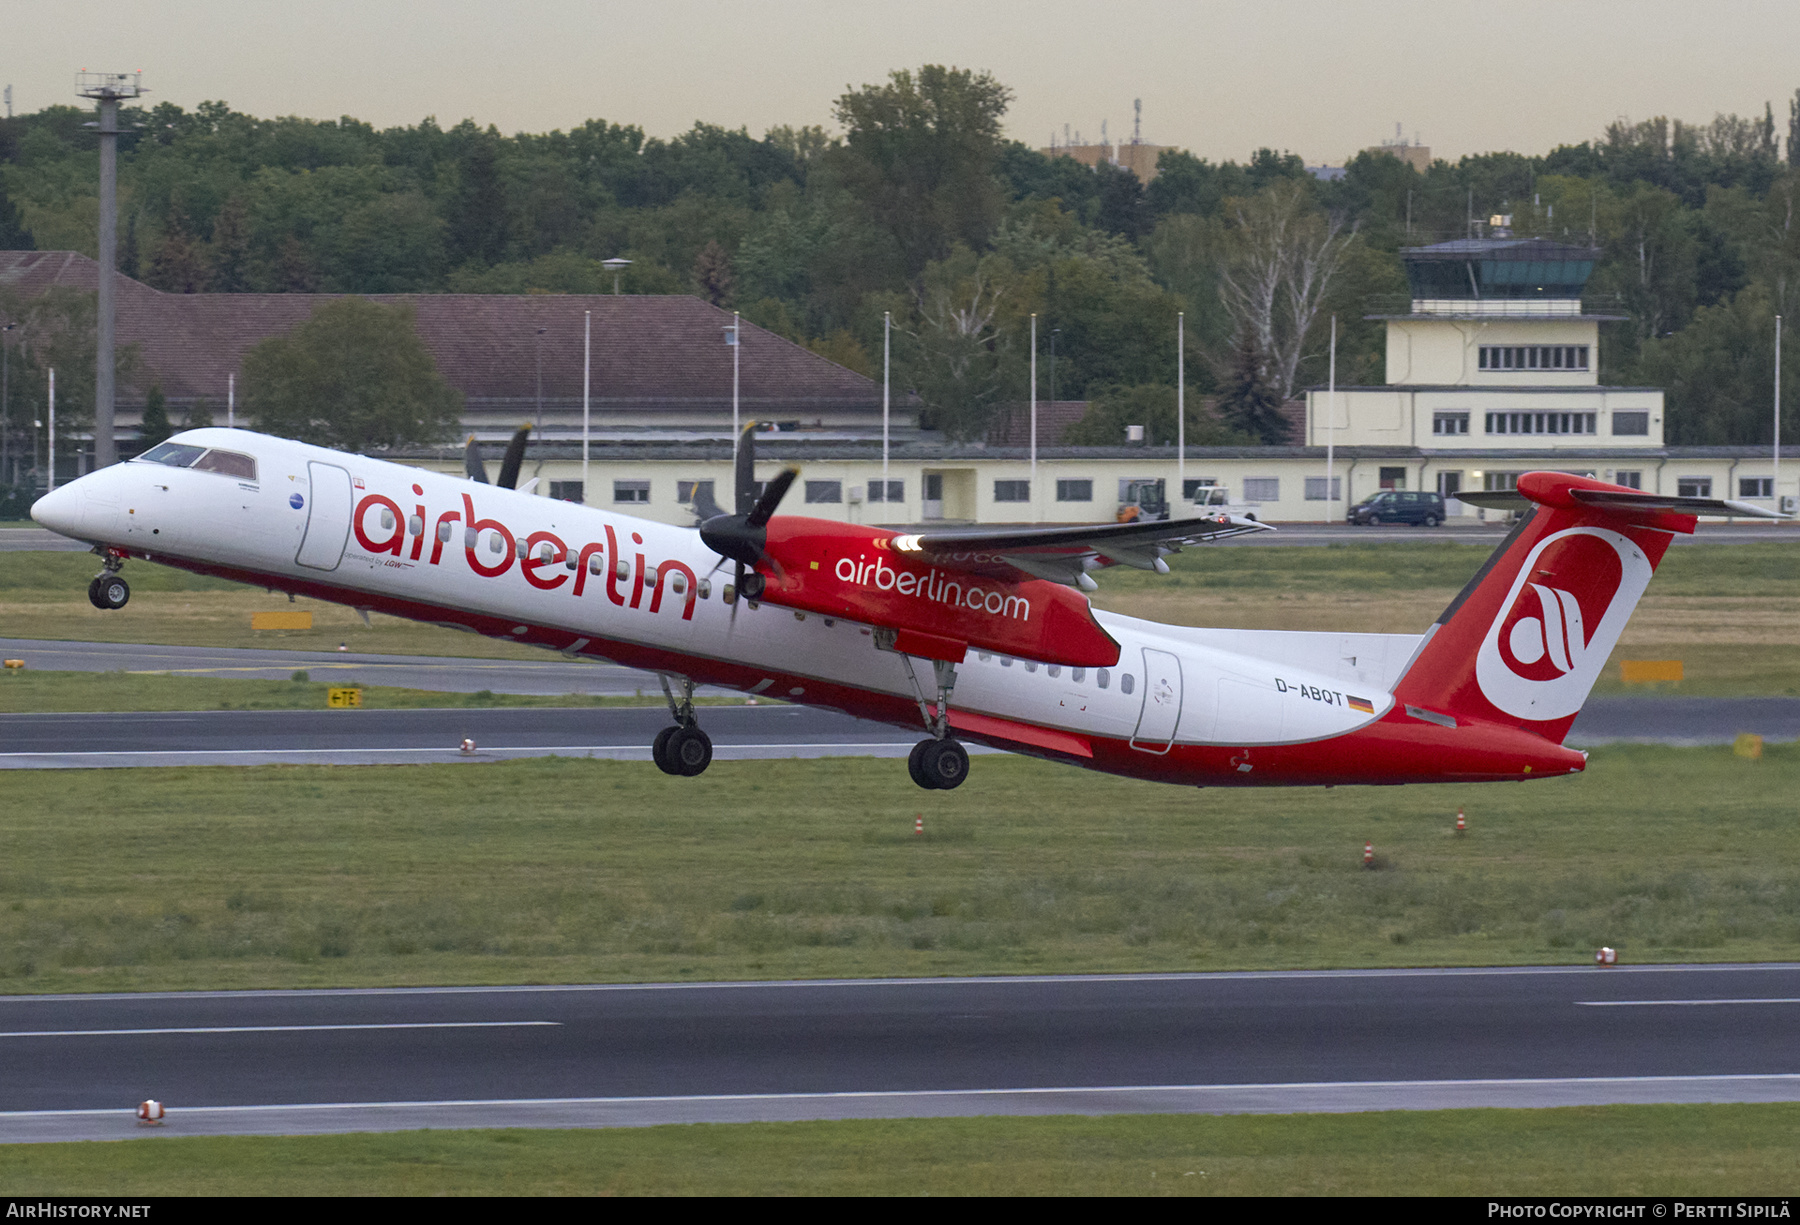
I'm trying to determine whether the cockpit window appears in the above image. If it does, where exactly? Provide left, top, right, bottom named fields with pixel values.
left=137, top=442, right=206, bottom=468
left=192, top=449, right=257, bottom=480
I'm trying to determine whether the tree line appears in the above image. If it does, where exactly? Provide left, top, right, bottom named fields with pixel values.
left=5, top=68, right=1800, bottom=459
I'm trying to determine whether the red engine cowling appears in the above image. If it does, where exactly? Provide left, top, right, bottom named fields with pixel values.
left=757, top=518, right=1121, bottom=667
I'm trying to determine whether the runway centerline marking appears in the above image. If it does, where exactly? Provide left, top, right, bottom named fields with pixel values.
left=1577, top=997, right=1800, bottom=1007
left=0, top=1022, right=561, bottom=1038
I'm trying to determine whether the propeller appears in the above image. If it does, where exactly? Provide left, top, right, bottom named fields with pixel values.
left=699, top=421, right=797, bottom=604
left=463, top=425, right=534, bottom=490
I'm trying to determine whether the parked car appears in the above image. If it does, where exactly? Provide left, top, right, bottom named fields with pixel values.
left=1347, top=490, right=1447, bottom=526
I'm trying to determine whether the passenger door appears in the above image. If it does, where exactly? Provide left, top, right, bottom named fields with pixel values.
left=295, top=461, right=354, bottom=571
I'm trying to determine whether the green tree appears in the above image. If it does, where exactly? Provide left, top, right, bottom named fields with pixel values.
left=244, top=297, right=461, bottom=451
left=1217, top=330, right=1290, bottom=444
left=832, top=66, right=1012, bottom=278
left=138, top=385, right=173, bottom=446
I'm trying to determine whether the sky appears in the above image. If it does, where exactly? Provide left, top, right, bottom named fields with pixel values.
left=7, top=1, right=1800, bottom=165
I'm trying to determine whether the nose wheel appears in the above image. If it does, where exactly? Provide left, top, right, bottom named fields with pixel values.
left=652, top=674, right=713, bottom=776
left=87, top=573, right=130, bottom=610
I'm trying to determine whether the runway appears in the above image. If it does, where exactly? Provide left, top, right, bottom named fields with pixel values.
left=1, top=964, right=1796, bottom=1142
left=0, top=690, right=1787, bottom=769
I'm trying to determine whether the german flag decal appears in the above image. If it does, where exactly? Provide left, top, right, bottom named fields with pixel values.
left=1347, top=695, right=1375, bottom=714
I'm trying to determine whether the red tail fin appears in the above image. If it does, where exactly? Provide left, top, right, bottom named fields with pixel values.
left=1392, top=473, right=1693, bottom=743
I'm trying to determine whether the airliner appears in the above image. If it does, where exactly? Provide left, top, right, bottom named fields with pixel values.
left=29, top=424, right=1777, bottom=790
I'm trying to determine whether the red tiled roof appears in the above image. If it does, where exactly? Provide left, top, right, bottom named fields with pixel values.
left=0, top=252, right=878, bottom=410
left=986, top=401, right=1091, bottom=446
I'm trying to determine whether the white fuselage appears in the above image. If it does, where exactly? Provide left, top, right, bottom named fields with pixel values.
left=36, top=430, right=1409, bottom=758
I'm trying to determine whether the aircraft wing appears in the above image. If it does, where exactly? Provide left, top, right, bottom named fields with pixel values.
left=889, top=514, right=1271, bottom=588
left=1458, top=488, right=1788, bottom=520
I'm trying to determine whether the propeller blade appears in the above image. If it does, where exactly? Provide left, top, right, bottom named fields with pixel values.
left=745, top=467, right=798, bottom=528
left=734, top=422, right=758, bottom=516
left=496, top=424, right=531, bottom=490
left=463, top=434, right=489, bottom=484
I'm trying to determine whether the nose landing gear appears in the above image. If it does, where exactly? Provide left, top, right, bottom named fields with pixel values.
left=652, top=674, right=713, bottom=776
left=87, top=549, right=130, bottom=610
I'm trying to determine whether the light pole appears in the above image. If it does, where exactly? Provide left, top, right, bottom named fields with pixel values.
left=583, top=309, right=591, bottom=505
left=882, top=311, right=890, bottom=485
left=534, top=326, right=546, bottom=434
left=602, top=257, right=631, bottom=295
left=1177, top=312, right=1185, bottom=505
left=723, top=314, right=742, bottom=471
left=1030, top=313, right=1038, bottom=521
left=1, top=321, right=14, bottom=485
left=1049, top=328, right=1061, bottom=407
left=77, top=70, right=143, bottom=471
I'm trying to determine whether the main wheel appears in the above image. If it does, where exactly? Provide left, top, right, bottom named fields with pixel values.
left=94, top=574, right=130, bottom=610
left=907, top=739, right=938, bottom=789
left=652, top=725, right=681, bottom=776
left=670, top=725, right=713, bottom=776
left=920, top=738, right=970, bottom=790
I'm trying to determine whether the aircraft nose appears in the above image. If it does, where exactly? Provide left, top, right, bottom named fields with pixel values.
left=30, top=482, right=82, bottom=539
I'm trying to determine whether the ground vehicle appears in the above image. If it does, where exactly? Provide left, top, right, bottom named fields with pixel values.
left=1348, top=490, right=1447, bottom=527
left=30, top=426, right=1778, bottom=792
left=1116, top=479, right=1168, bottom=523
left=1191, top=485, right=1261, bottom=521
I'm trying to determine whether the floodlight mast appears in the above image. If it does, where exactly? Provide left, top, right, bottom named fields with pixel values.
left=77, top=71, right=144, bottom=470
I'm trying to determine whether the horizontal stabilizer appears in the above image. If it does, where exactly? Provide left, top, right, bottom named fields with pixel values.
left=1459, top=485, right=1787, bottom=521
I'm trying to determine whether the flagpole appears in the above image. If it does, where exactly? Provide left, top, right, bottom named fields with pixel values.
left=882, top=310, right=890, bottom=482
left=583, top=308, right=591, bottom=505
left=1177, top=311, right=1185, bottom=510
left=1030, top=313, right=1038, bottom=522
left=1326, top=314, right=1337, bottom=526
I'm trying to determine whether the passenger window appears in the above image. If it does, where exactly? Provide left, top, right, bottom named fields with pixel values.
left=1047, top=665, right=1061, bottom=678
left=1072, top=668, right=1086, bottom=683
left=1001, top=658, right=1013, bottom=668
left=1121, top=673, right=1135, bottom=695
left=407, top=514, right=423, bottom=536
left=1025, top=662, right=1038, bottom=673
left=1097, top=669, right=1110, bottom=689
left=192, top=449, right=257, bottom=480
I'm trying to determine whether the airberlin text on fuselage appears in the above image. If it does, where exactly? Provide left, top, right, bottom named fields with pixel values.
left=835, top=554, right=1030, bottom=620
left=349, top=488, right=699, bottom=619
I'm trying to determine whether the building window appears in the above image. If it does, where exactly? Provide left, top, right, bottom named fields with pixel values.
left=804, top=480, right=842, bottom=504
left=1243, top=478, right=1279, bottom=502
left=1304, top=476, right=1342, bottom=501
left=1056, top=479, right=1092, bottom=502
left=1484, top=411, right=1597, bottom=435
left=1478, top=345, right=1589, bottom=371
left=547, top=481, right=584, bottom=503
left=1612, top=411, right=1650, bottom=436
left=1378, top=466, right=1408, bottom=490
left=677, top=479, right=715, bottom=508
left=1432, top=413, right=1469, bottom=435
left=1483, top=472, right=1523, bottom=491
left=1741, top=477, right=1774, bottom=498
left=613, top=480, right=650, bottom=503
left=994, top=480, right=1030, bottom=503
left=1677, top=477, right=1712, bottom=498
left=867, top=480, right=904, bottom=503
left=1614, top=471, right=1642, bottom=489
left=1437, top=471, right=1463, bottom=497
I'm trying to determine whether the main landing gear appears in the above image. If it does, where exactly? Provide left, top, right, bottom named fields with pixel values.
left=652, top=674, right=712, bottom=777
left=899, top=653, right=969, bottom=790
left=87, top=549, right=129, bottom=610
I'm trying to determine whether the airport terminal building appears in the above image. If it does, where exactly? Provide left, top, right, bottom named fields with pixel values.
left=2, top=243, right=1791, bottom=525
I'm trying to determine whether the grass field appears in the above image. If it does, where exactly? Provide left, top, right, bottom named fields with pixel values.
left=4, top=541, right=1797, bottom=693
left=0, top=746, right=1795, bottom=993
left=3, top=1104, right=1796, bottom=1195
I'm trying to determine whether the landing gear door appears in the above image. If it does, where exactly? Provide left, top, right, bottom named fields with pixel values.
left=1130, top=647, right=1183, bottom=753
left=296, top=461, right=354, bottom=571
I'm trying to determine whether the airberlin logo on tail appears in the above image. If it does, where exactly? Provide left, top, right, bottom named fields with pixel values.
left=1474, top=527, right=1653, bottom=721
